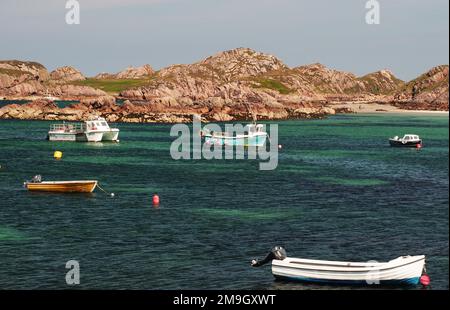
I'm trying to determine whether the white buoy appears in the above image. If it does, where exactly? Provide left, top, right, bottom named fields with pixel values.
left=111, top=193, right=115, bottom=197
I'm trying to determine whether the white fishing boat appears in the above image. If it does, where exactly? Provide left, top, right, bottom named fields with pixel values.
left=86, top=117, right=120, bottom=142
left=252, top=247, right=427, bottom=286
left=47, top=117, right=119, bottom=142
left=201, top=124, right=268, bottom=147
left=389, top=134, right=422, bottom=147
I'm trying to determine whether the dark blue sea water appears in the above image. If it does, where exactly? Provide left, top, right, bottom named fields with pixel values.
left=0, top=113, right=448, bottom=289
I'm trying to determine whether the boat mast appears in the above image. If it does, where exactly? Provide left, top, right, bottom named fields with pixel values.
left=243, top=102, right=257, bottom=125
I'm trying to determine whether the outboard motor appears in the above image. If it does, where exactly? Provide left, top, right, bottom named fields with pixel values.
left=251, top=246, right=287, bottom=267
left=31, top=175, right=42, bottom=183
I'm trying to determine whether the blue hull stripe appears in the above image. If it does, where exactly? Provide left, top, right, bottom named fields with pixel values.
left=274, top=275, right=420, bottom=286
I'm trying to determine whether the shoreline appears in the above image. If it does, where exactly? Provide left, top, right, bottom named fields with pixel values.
left=0, top=98, right=448, bottom=124
left=330, top=102, right=449, bottom=115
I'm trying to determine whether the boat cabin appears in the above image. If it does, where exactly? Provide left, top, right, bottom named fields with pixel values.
left=245, top=124, right=265, bottom=134
left=401, top=134, right=420, bottom=141
left=85, top=117, right=111, bottom=131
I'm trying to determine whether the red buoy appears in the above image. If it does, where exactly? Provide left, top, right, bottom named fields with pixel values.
left=152, top=194, right=160, bottom=206
left=416, top=143, right=422, bottom=149
left=420, top=274, right=431, bottom=286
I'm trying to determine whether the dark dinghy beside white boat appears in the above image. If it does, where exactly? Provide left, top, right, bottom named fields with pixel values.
left=251, top=247, right=428, bottom=286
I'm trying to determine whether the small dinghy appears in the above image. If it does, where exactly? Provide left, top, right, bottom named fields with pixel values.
left=24, top=175, right=98, bottom=193
left=389, top=134, right=422, bottom=147
left=252, top=247, right=427, bottom=286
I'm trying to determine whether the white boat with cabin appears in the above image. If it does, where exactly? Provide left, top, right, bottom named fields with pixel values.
left=201, top=124, right=268, bottom=147
left=47, top=117, right=119, bottom=142
left=389, top=134, right=422, bottom=147
left=86, top=117, right=120, bottom=142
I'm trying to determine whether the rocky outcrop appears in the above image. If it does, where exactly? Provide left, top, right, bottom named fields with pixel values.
left=0, top=97, right=334, bottom=123
left=49, top=85, right=107, bottom=98
left=116, top=64, right=154, bottom=79
left=117, top=49, right=407, bottom=118
left=50, top=66, right=86, bottom=82
left=357, top=70, right=405, bottom=95
left=0, top=60, right=50, bottom=97
left=94, top=64, right=154, bottom=79
left=0, top=60, right=49, bottom=82
left=0, top=100, right=57, bottom=120
left=1, top=49, right=448, bottom=122
left=94, top=72, right=115, bottom=79
left=159, top=48, right=287, bottom=83
left=393, top=65, right=449, bottom=110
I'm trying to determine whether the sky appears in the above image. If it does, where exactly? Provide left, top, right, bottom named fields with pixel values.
left=0, top=0, right=448, bottom=80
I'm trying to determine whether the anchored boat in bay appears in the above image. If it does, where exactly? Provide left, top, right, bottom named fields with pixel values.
left=47, top=117, right=120, bottom=142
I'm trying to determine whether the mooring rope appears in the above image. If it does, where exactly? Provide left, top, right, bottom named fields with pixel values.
left=97, top=183, right=115, bottom=197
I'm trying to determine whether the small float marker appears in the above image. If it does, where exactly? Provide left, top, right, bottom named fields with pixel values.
left=416, top=143, right=422, bottom=150
left=153, top=194, right=160, bottom=206
left=420, top=274, right=431, bottom=287
left=54, top=151, right=63, bottom=160
left=278, top=144, right=283, bottom=150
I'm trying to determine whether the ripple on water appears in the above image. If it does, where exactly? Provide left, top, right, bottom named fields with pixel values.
left=310, top=176, right=389, bottom=187
left=0, top=226, right=26, bottom=241
left=192, top=208, right=300, bottom=221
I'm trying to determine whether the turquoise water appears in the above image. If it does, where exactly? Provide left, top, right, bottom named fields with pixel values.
left=0, top=113, right=448, bottom=289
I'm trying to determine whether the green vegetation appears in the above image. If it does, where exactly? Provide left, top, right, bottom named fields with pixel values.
left=0, top=68, right=31, bottom=77
left=71, top=78, right=152, bottom=94
left=358, top=74, right=404, bottom=95
left=252, top=78, right=293, bottom=94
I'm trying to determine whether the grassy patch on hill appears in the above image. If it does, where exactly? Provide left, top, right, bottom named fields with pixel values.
left=71, top=78, right=152, bottom=94
left=252, top=78, right=293, bottom=94
left=358, top=75, right=404, bottom=95
left=0, top=68, right=32, bottom=77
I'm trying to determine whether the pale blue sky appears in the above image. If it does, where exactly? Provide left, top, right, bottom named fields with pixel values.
left=0, top=0, right=448, bottom=80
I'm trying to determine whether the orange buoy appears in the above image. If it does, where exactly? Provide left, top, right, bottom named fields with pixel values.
left=152, top=194, right=160, bottom=206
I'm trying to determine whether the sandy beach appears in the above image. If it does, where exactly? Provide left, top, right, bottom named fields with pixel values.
left=330, top=102, right=449, bottom=115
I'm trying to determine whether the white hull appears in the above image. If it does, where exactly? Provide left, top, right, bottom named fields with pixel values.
left=48, top=132, right=77, bottom=142
left=272, top=255, right=425, bottom=285
left=98, top=129, right=120, bottom=142
left=79, top=132, right=104, bottom=142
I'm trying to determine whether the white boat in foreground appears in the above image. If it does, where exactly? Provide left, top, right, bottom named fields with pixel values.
left=47, top=117, right=119, bottom=142
left=252, top=247, right=426, bottom=286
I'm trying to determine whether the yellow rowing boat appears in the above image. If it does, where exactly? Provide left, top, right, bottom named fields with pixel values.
left=25, top=181, right=98, bottom=193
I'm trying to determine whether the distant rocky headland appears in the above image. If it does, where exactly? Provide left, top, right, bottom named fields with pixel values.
left=0, top=48, right=448, bottom=123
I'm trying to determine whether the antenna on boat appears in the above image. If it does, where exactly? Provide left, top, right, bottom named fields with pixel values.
left=243, top=102, right=257, bottom=125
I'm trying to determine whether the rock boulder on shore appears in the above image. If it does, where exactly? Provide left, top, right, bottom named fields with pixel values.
left=50, top=66, right=86, bottom=82
left=94, top=64, right=154, bottom=80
